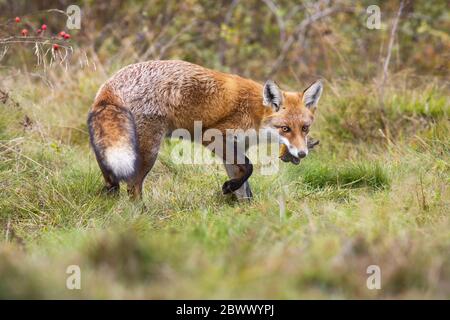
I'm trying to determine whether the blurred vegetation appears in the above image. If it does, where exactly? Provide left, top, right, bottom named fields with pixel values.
left=1, top=0, right=449, bottom=81
left=0, top=0, right=449, bottom=299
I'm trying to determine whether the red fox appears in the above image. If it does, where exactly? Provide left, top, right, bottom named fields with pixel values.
left=88, top=60, right=322, bottom=200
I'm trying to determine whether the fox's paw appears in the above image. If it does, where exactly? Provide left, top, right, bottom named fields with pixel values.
left=222, top=179, right=242, bottom=194
left=102, top=185, right=120, bottom=197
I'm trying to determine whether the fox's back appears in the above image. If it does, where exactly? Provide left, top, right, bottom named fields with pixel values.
left=99, top=60, right=256, bottom=130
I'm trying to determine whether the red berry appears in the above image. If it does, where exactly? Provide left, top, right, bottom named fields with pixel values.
left=15, top=17, right=20, bottom=23
left=21, top=29, right=28, bottom=36
left=37, top=29, right=42, bottom=34
left=59, top=31, right=66, bottom=37
left=41, top=24, right=47, bottom=31
left=53, top=44, right=59, bottom=50
left=63, top=33, right=70, bottom=39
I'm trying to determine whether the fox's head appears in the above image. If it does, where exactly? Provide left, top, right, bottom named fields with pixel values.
left=261, top=79, right=323, bottom=164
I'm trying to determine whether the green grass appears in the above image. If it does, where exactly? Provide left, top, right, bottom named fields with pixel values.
left=286, top=159, right=390, bottom=190
left=0, top=73, right=449, bottom=299
left=320, top=79, right=449, bottom=143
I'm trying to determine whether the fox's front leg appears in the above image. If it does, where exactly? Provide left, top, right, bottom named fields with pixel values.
left=203, top=125, right=254, bottom=200
left=222, top=158, right=253, bottom=197
left=220, top=136, right=253, bottom=200
left=223, top=163, right=253, bottom=200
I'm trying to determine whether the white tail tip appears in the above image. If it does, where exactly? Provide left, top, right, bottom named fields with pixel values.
left=104, top=145, right=136, bottom=179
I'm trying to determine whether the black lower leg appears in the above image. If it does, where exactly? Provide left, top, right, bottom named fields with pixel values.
left=99, top=165, right=120, bottom=196
left=222, top=158, right=253, bottom=194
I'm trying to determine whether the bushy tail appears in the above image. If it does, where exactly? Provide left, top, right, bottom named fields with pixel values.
left=88, top=98, right=139, bottom=182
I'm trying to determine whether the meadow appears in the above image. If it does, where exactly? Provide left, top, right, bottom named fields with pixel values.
left=0, top=0, right=449, bottom=298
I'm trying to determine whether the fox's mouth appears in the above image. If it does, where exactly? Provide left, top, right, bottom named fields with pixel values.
left=279, top=137, right=320, bottom=165
left=279, top=153, right=301, bottom=165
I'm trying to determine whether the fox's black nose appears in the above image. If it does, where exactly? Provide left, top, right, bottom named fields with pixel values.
left=297, top=151, right=307, bottom=159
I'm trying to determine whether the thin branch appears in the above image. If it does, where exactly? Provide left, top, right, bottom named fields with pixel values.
left=157, top=22, right=195, bottom=59
left=379, top=0, right=405, bottom=100
left=261, top=0, right=286, bottom=44
left=0, top=36, right=71, bottom=48
left=0, top=36, right=73, bottom=66
left=267, top=4, right=343, bottom=78
left=219, top=0, right=240, bottom=66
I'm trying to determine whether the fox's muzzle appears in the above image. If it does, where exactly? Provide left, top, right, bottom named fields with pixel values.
left=279, top=137, right=320, bottom=165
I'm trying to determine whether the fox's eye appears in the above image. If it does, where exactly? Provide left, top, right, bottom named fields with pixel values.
left=281, top=126, right=291, bottom=133
left=302, top=125, right=309, bottom=133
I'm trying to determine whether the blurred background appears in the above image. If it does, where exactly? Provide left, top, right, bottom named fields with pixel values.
left=0, top=0, right=449, bottom=299
left=1, top=0, right=449, bottom=80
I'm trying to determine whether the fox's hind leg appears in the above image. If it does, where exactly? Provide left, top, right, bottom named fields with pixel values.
left=127, top=116, right=167, bottom=200
left=98, top=161, right=120, bottom=196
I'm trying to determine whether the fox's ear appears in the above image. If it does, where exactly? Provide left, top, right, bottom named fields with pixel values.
left=263, top=80, right=283, bottom=112
left=302, top=80, right=323, bottom=111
